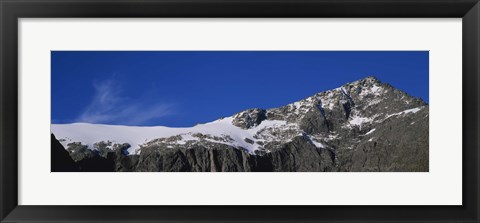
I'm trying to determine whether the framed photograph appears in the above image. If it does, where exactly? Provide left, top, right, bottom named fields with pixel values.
left=1, top=0, right=479, bottom=222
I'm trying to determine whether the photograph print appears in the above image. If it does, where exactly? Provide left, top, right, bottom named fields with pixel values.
left=51, top=51, right=429, bottom=172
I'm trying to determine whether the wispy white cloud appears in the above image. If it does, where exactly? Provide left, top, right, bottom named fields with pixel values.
left=76, top=79, right=172, bottom=125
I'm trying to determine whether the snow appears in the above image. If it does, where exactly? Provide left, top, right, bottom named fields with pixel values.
left=402, top=107, right=422, bottom=114
left=364, top=128, right=376, bottom=135
left=176, top=134, right=196, bottom=145
left=367, top=99, right=382, bottom=106
left=328, top=103, right=335, bottom=110
left=385, top=106, right=423, bottom=119
left=310, top=139, right=325, bottom=148
left=326, top=134, right=339, bottom=141
left=51, top=117, right=291, bottom=154
left=322, top=91, right=337, bottom=110
left=370, top=85, right=381, bottom=94
left=287, top=98, right=313, bottom=116
left=293, top=102, right=301, bottom=110
left=349, top=115, right=373, bottom=127
left=359, top=84, right=382, bottom=98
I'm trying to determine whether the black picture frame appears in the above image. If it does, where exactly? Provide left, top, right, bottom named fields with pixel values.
left=1, top=0, right=479, bottom=222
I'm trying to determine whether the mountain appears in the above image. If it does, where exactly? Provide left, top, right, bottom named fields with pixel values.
left=51, top=76, right=429, bottom=172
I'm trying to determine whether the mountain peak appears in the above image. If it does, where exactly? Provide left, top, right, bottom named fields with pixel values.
left=345, top=76, right=381, bottom=87
left=363, top=75, right=380, bottom=82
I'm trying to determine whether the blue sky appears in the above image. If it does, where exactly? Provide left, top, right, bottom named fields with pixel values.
left=51, top=51, right=428, bottom=127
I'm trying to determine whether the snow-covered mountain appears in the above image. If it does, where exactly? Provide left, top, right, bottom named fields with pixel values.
left=51, top=76, right=429, bottom=172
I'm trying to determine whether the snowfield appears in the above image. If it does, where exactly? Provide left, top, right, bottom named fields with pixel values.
left=51, top=117, right=292, bottom=154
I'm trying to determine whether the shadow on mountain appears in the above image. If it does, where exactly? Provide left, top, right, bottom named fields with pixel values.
left=52, top=134, right=115, bottom=172
left=51, top=134, right=79, bottom=172
left=52, top=134, right=141, bottom=172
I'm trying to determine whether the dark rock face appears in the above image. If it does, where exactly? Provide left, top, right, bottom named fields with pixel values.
left=267, top=136, right=336, bottom=172
left=65, top=142, right=96, bottom=162
left=52, top=135, right=139, bottom=172
left=298, top=105, right=330, bottom=134
left=52, top=76, right=429, bottom=172
left=232, top=108, right=267, bottom=129
left=52, top=134, right=337, bottom=172
left=338, top=108, right=429, bottom=172
left=51, top=134, right=79, bottom=172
